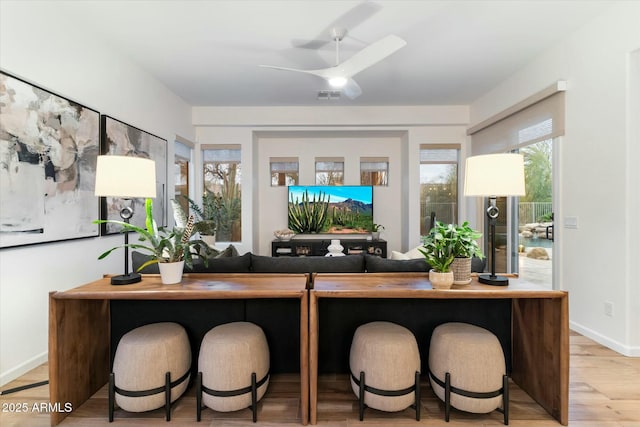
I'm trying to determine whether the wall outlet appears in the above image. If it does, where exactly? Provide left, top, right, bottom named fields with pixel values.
left=604, top=301, right=614, bottom=317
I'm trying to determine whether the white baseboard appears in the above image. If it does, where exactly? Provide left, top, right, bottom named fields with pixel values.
left=570, top=321, right=640, bottom=357
left=0, top=351, right=48, bottom=387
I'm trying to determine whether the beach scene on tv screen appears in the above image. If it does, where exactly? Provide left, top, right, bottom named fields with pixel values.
left=288, top=185, right=373, bottom=234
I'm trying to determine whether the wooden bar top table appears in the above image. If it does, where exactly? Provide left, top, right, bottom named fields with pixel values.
left=48, top=273, right=309, bottom=426
left=309, top=273, right=569, bottom=425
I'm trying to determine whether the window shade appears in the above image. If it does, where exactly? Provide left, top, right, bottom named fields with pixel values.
left=469, top=83, right=565, bottom=155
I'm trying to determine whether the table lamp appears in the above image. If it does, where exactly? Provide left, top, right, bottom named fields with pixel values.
left=95, top=155, right=156, bottom=285
left=464, top=153, right=525, bottom=286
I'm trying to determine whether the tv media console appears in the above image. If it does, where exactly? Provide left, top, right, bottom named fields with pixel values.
left=272, top=238, right=387, bottom=257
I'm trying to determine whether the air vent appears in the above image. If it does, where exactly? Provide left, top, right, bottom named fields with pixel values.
left=317, top=90, right=341, bottom=100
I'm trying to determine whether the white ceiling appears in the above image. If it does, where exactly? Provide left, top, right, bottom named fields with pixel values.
left=57, top=0, right=615, bottom=106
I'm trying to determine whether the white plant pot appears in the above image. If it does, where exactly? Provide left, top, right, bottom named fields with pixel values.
left=158, top=261, right=185, bottom=285
left=201, top=234, right=216, bottom=247
left=429, top=269, right=454, bottom=290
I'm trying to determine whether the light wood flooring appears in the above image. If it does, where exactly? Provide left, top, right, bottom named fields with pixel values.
left=1, top=331, right=639, bottom=426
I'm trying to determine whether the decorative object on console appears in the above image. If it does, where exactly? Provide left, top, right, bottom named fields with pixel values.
left=101, top=115, right=167, bottom=235
left=325, top=239, right=345, bottom=257
left=370, top=223, right=384, bottom=240
left=94, top=195, right=214, bottom=285
left=0, top=71, right=100, bottom=248
left=94, top=155, right=156, bottom=285
left=464, top=153, right=525, bottom=286
left=273, top=229, right=295, bottom=241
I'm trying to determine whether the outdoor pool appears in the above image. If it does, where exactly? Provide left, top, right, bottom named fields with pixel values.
left=520, top=236, right=553, bottom=248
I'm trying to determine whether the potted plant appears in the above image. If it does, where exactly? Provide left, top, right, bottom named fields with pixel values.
left=95, top=198, right=213, bottom=284
left=420, top=221, right=456, bottom=289
left=370, top=223, right=385, bottom=240
left=184, top=193, right=222, bottom=246
left=451, top=222, right=484, bottom=285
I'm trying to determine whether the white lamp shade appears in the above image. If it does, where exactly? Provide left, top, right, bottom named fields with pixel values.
left=464, top=153, right=525, bottom=197
left=94, top=155, right=157, bottom=198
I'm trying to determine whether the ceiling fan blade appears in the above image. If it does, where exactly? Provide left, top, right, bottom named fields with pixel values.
left=292, top=2, right=382, bottom=49
left=342, top=78, right=362, bottom=100
left=259, top=64, right=327, bottom=78
left=336, top=34, right=406, bottom=78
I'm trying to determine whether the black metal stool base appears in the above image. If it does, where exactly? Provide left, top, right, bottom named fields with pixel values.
left=351, top=370, right=421, bottom=421
left=429, top=370, right=509, bottom=425
left=196, top=371, right=269, bottom=423
left=108, top=369, right=190, bottom=422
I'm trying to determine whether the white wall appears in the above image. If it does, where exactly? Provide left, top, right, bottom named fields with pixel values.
left=470, top=2, right=640, bottom=356
left=256, top=132, right=404, bottom=256
left=0, top=1, right=194, bottom=384
left=193, top=107, right=469, bottom=256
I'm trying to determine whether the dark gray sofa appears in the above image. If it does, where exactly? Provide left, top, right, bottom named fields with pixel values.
left=132, top=251, right=434, bottom=274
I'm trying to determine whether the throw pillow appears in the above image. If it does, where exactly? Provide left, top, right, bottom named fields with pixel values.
left=389, top=245, right=424, bottom=260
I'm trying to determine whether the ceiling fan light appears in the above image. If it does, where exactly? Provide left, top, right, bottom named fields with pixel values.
left=328, top=76, right=347, bottom=88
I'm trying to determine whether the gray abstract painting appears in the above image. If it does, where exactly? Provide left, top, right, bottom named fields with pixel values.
left=100, top=115, right=166, bottom=234
left=0, top=71, right=100, bottom=248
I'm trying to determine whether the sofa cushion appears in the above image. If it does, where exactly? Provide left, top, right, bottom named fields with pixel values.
left=132, top=251, right=161, bottom=274
left=131, top=248, right=251, bottom=274
left=364, top=254, right=430, bottom=273
left=471, top=256, right=486, bottom=273
left=190, top=252, right=252, bottom=273
left=250, top=254, right=365, bottom=274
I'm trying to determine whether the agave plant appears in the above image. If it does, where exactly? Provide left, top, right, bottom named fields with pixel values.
left=94, top=198, right=213, bottom=271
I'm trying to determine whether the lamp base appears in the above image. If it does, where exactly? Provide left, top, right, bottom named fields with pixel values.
left=110, top=273, right=142, bottom=285
left=478, top=274, right=510, bottom=286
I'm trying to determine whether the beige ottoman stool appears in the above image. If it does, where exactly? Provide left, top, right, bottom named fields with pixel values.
left=349, top=321, right=421, bottom=421
left=196, top=322, right=270, bottom=422
left=428, top=322, right=508, bottom=424
left=109, top=322, right=191, bottom=422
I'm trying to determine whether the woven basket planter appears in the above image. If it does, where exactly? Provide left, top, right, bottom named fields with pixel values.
left=451, top=257, right=472, bottom=285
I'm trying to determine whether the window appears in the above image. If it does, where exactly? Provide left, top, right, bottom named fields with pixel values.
left=315, top=158, right=344, bottom=185
left=174, top=140, right=193, bottom=215
left=202, top=145, right=241, bottom=242
left=360, top=157, right=388, bottom=186
left=420, top=146, right=459, bottom=236
left=270, top=157, right=298, bottom=186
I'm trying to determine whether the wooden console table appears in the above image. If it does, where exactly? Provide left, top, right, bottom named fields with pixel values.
left=309, top=273, right=569, bottom=425
left=48, top=274, right=309, bottom=426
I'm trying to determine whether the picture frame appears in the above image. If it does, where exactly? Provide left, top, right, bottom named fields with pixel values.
left=100, top=115, right=167, bottom=235
left=0, top=70, right=101, bottom=248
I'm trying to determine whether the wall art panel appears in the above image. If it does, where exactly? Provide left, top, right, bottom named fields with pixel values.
left=100, top=115, right=166, bottom=234
left=0, top=71, right=100, bottom=248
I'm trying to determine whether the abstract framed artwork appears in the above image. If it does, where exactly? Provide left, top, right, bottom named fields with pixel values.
left=100, top=115, right=167, bottom=235
left=0, top=71, right=100, bottom=248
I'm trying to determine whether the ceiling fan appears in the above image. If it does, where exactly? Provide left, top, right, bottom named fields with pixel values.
left=260, top=28, right=406, bottom=99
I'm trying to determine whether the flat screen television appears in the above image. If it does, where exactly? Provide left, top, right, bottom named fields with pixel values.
left=287, top=185, right=373, bottom=234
